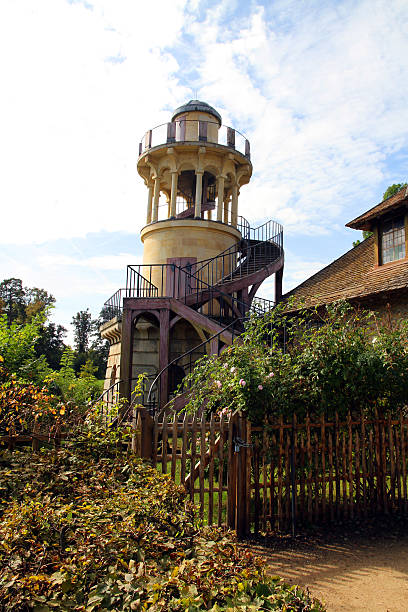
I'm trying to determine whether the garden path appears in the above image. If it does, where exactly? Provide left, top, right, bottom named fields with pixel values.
left=245, top=523, right=408, bottom=611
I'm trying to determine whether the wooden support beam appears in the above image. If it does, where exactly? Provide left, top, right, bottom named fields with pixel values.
left=159, top=308, right=170, bottom=408
left=119, top=306, right=133, bottom=404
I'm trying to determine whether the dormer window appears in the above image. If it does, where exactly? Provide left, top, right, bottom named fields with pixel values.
left=381, top=216, right=405, bottom=264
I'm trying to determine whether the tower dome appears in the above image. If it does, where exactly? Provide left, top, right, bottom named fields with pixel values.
left=171, top=100, right=222, bottom=125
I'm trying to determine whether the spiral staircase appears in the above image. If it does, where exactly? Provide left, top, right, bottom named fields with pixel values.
left=101, top=216, right=284, bottom=415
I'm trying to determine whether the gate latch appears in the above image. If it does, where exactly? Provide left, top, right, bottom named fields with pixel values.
left=233, top=437, right=253, bottom=453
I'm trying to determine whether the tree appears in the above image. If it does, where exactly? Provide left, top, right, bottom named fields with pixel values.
left=0, top=278, right=26, bottom=326
left=72, top=309, right=93, bottom=354
left=383, top=182, right=407, bottom=200
left=34, top=322, right=67, bottom=370
left=0, top=278, right=55, bottom=325
left=71, top=309, right=109, bottom=378
left=25, top=287, right=55, bottom=321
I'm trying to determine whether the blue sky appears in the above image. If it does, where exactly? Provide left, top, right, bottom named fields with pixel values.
left=1, top=0, right=407, bottom=342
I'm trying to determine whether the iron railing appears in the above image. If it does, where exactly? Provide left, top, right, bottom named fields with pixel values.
left=189, top=232, right=283, bottom=291
left=104, top=224, right=282, bottom=321
left=138, top=119, right=250, bottom=160
left=146, top=317, right=245, bottom=414
left=91, top=375, right=157, bottom=425
left=124, top=262, right=261, bottom=323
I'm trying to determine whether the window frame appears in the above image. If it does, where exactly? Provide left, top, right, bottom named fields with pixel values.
left=379, top=214, right=406, bottom=265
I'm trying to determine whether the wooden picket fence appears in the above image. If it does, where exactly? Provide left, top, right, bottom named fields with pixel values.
left=135, top=408, right=408, bottom=537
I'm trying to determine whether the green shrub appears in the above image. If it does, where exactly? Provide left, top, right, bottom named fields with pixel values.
left=0, top=312, right=51, bottom=385
left=45, top=347, right=103, bottom=409
left=0, top=441, right=324, bottom=611
left=180, top=302, right=408, bottom=423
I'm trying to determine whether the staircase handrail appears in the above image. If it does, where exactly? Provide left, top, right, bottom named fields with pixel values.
left=192, top=219, right=283, bottom=273
left=126, top=265, right=160, bottom=297
left=146, top=317, right=245, bottom=412
left=190, top=230, right=283, bottom=291
left=145, top=292, right=276, bottom=415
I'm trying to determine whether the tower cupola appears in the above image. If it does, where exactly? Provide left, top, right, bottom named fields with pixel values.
left=136, top=101, right=253, bottom=291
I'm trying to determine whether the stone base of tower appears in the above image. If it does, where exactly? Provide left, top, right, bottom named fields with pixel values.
left=101, top=305, right=208, bottom=407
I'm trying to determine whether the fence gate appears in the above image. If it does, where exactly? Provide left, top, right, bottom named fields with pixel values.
left=135, top=408, right=408, bottom=538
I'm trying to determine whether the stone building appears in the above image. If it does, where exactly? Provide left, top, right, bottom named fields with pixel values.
left=284, top=186, right=408, bottom=320
left=100, top=101, right=284, bottom=411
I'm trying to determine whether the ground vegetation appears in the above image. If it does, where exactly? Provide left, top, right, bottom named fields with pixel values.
left=0, top=386, right=324, bottom=611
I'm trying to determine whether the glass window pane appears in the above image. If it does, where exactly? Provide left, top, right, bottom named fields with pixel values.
left=381, top=216, right=406, bottom=264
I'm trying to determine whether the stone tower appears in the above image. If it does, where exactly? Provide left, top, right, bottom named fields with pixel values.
left=101, top=100, right=284, bottom=411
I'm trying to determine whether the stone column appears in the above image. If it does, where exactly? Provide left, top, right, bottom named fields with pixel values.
left=216, top=175, right=225, bottom=222
left=194, top=170, right=203, bottom=218
left=169, top=171, right=178, bottom=218
left=223, top=194, right=230, bottom=224
left=146, top=184, right=153, bottom=224
left=152, top=176, right=160, bottom=222
left=231, top=183, right=238, bottom=227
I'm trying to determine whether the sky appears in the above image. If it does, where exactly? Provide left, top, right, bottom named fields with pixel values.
left=1, top=0, right=408, bottom=343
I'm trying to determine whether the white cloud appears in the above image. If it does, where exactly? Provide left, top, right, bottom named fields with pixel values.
left=38, top=252, right=139, bottom=271
left=0, top=0, right=190, bottom=244
left=1, top=0, right=408, bottom=316
left=185, top=0, right=408, bottom=233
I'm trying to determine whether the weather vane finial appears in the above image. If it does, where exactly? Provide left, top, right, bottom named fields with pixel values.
left=193, top=88, right=198, bottom=99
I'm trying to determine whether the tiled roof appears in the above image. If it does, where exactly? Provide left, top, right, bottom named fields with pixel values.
left=346, top=187, right=408, bottom=230
left=283, top=236, right=408, bottom=309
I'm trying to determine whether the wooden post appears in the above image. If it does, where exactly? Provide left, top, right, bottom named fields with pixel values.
left=131, top=407, right=154, bottom=459
left=131, top=408, right=141, bottom=455
left=236, top=415, right=248, bottom=538
left=32, top=420, right=40, bottom=452
left=119, top=306, right=133, bottom=405
left=159, top=308, right=170, bottom=408
left=275, top=267, right=283, bottom=303
left=227, top=413, right=238, bottom=529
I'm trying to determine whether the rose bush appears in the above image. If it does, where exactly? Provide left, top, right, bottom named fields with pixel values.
left=180, top=302, right=408, bottom=423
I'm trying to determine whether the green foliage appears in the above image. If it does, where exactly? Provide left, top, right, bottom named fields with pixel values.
left=383, top=182, right=407, bottom=200
left=180, top=302, right=408, bottom=423
left=0, top=356, right=67, bottom=437
left=46, top=347, right=103, bottom=409
left=0, top=278, right=55, bottom=326
left=72, top=308, right=110, bottom=379
left=0, top=439, right=324, bottom=611
left=72, top=309, right=92, bottom=354
left=352, top=230, right=373, bottom=248
left=0, top=312, right=52, bottom=384
left=34, top=322, right=67, bottom=370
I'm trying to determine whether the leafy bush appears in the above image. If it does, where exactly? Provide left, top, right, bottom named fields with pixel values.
left=181, top=302, right=408, bottom=423
left=45, top=347, right=103, bottom=409
left=0, top=356, right=67, bottom=437
left=0, top=312, right=51, bottom=385
left=0, top=441, right=324, bottom=611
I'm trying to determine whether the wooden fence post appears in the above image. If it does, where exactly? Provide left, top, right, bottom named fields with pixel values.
left=132, top=407, right=154, bottom=459
left=227, top=412, right=249, bottom=539
left=227, top=413, right=238, bottom=530
left=236, top=414, right=249, bottom=538
left=32, top=421, right=40, bottom=452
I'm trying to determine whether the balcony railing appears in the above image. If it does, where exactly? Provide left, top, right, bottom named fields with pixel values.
left=138, top=120, right=250, bottom=160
